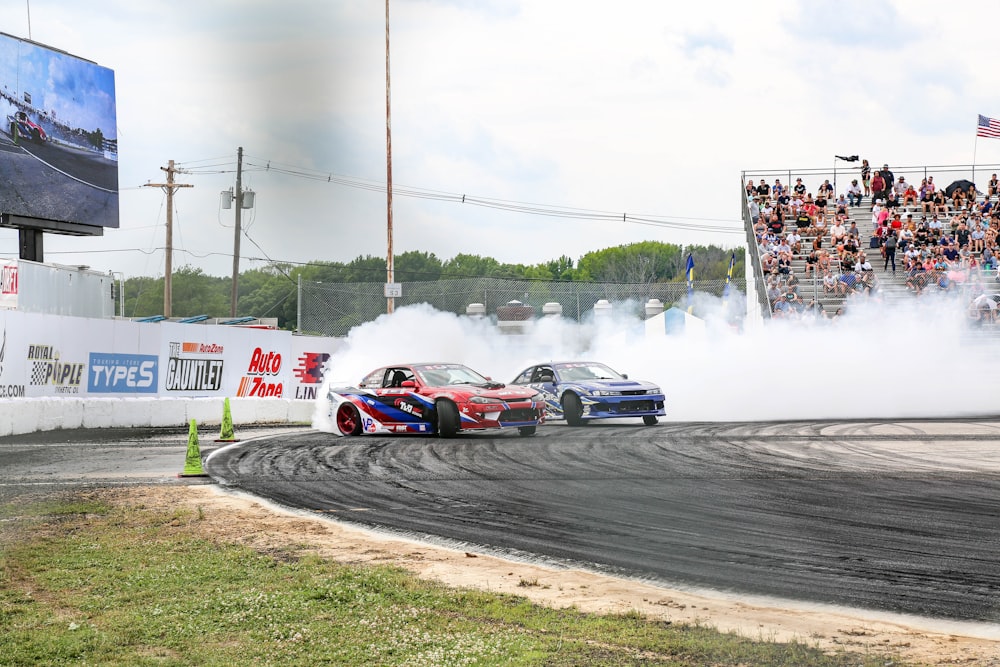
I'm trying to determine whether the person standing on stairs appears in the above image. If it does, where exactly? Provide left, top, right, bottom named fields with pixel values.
left=884, top=229, right=899, bottom=273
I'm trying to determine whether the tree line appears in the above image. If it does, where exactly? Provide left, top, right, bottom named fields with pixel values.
left=121, top=242, right=744, bottom=330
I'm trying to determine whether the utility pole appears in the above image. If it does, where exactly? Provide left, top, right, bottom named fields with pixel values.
left=385, top=0, right=395, bottom=314
left=231, top=146, right=243, bottom=318
left=144, top=160, right=192, bottom=317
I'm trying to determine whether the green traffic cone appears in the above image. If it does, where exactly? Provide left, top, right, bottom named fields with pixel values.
left=179, top=419, right=208, bottom=477
left=216, top=397, right=239, bottom=442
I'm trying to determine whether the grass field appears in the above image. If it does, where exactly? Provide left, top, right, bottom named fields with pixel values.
left=0, top=490, right=911, bottom=666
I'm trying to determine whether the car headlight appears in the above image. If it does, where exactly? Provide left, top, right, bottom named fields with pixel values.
left=469, top=396, right=504, bottom=405
left=590, top=390, right=622, bottom=396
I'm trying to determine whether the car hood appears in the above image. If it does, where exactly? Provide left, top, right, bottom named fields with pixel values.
left=465, top=385, right=539, bottom=400
left=568, top=379, right=660, bottom=392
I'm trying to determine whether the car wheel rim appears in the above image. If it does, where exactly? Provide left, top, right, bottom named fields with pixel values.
left=337, top=405, right=357, bottom=433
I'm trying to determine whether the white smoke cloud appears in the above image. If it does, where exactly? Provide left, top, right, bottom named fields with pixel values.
left=313, top=290, right=998, bottom=431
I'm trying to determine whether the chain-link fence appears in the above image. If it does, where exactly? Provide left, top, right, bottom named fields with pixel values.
left=297, top=276, right=744, bottom=336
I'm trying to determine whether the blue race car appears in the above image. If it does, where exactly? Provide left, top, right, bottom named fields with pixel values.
left=510, top=361, right=665, bottom=426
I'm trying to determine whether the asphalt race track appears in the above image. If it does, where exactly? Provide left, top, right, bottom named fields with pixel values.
left=205, top=419, right=1000, bottom=624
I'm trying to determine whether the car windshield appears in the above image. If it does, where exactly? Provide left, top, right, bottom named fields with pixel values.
left=415, top=364, right=489, bottom=386
left=556, top=363, right=623, bottom=382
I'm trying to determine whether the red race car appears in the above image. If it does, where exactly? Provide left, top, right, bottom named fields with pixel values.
left=8, top=110, right=47, bottom=144
left=327, top=362, right=545, bottom=437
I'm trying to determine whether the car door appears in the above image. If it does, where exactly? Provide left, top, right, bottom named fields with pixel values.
left=372, top=366, right=431, bottom=427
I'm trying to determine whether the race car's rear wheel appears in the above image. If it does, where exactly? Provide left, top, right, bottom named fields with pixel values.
left=562, top=392, right=585, bottom=427
left=335, top=403, right=363, bottom=436
left=435, top=400, right=459, bottom=438
left=643, top=415, right=659, bottom=426
left=518, top=425, right=536, bottom=437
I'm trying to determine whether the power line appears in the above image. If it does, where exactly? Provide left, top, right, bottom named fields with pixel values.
left=174, top=154, right=743, bottom=235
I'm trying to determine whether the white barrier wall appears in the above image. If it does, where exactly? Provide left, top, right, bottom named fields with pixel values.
left=0, top=310, right=344, bottom=435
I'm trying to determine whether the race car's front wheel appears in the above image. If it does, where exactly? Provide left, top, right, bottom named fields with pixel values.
left=562, top=393, right=585, bottom=427
left=336, top=403, right=363, bottom=436
left=518, top=425, right=536, bottom=437
left=435, top=400, right=459, bottom=438
left=643, top=415, right=659, bottom=426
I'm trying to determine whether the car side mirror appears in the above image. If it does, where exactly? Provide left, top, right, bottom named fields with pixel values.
left=622, top=373, right=629, bottom=379
left=401, top=379, right=416, bottom=388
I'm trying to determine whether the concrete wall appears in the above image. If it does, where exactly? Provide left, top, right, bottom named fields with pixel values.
left=0, top=396, right=318, bottom=436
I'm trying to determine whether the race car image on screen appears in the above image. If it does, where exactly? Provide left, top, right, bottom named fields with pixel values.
left=8, top=110, right=47, bottom=143
left=510, top=361, right=665, bottom=426
left=327, top=362, right=545, bottom=438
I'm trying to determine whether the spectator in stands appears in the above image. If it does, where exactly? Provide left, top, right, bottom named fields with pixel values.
left=885, top=186, right=901, bottom=211
left=847, top=179, right=863, bottom=207
left=971, top=224, right=986, bottom=253
left=894, top=176, right=909, bottom=199
left=956, top=221, right=971, bottom=250
left=794, top=208, right=811, bottom=232
left=899, top=224, right=915, bottom=253
left=822, top=269, right=837, bottom=294
left=815, top=188, right=828, bottom=214
left=928, top=213, right=944, bottom=238
left=749, top=197, right=760, bottom=225
left=841, top=234, right=860, bottom=262
left=861, top=159, right=872, bottom=197
left=756, top=179, right=770, bottom=199
left=989, top=173, right=999, bottom=199
left=847, top=220, right=860, bottom=239
left=932, top=189, right=949, bottom=215
left=773, top=179, right=784, bottom=197
left=793, top=177, right=807, bottom=197
left=777, top=253, right=792, bottom=275
left=836, top=270, right=857, bottom=296
left=879, top=164, right=895, bottom=192
left=915, top=219, right=930, bottom=247
left=906, top=262, right=927, bottom=294
left=786, top=229, right=803, bottom=255
left=903, top=180, right=918, bottom=206
left=768, top=212, right=784, bottom=236
left=829, top=217, right=847, bottom=247
left=870, top=171, right=886, bottom=205
left=983, top=244, right=995, bottom=270
left=803, top=198, right=819, bottom=228
left=835, top=193, right=849, bottom=216
left=818, top=179, right=834, bottom=201
left=746, top=179, right=757, bottom=200
left=890, top=212, right=903, bottom=232
left=813, top=209, right=828, bottom=237
left=804, top=247, right=819, bottom=277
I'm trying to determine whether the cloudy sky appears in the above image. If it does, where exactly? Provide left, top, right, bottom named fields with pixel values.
left=1, top=0, right=999, bottom=280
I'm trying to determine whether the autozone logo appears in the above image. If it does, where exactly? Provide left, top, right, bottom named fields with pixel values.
left=180, top=341, right=224, bottom=354
left=88, top=353, right=158, bottom=393
left=236, top=347, right=283, bottom=397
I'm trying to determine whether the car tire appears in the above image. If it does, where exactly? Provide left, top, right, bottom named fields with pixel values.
left=335, top=402, right=363, bottom=436
left=642, top=415, right=659, bottom=426
left=518, top=425, right=536, bottom=437
left=435, top=400, right=459, bottom=438
left=562, top=392, right=585, bottom=426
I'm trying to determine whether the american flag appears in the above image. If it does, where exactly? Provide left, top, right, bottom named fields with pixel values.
left=977, top=115, right=1000, bottom=139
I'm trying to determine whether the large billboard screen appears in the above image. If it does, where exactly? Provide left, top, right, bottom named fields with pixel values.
left=0, top=33, right=118, bottom=231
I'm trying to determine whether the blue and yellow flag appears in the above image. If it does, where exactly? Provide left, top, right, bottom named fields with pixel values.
left=723, top=252, right=735, bottom=299
left=685, top=254, right=694, bottom=312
